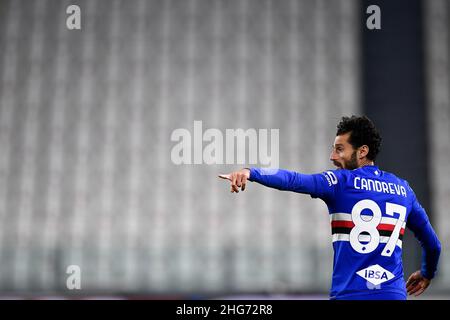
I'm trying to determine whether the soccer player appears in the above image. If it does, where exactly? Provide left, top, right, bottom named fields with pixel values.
left=219, top=115, right=441, bottom=300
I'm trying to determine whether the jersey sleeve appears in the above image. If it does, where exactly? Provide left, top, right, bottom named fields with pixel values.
left=406, top=189, right=442, bottom=280
left=248, top=167, right=341, bottom=201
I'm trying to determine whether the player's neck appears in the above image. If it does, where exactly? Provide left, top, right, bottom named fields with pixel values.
left=358, top=159, right=375, bottom=168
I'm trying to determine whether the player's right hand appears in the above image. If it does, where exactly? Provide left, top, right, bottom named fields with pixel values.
left=218, top=168, right=250, bottom=193
left=406, top=270, right=431, bottom=297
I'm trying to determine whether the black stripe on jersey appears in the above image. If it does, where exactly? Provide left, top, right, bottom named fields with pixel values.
left=331, top=227, right=352, bottom=235
left=379, top=230, right=404, bottom=241
left=331, top=228, right=404, bottom=241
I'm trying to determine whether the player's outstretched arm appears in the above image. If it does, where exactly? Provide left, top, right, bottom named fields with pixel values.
left=218, top=168, right=250, bottom=193
left=219, top=167, right=334, bottom=199
left=406, top=270, right=431, bottom=297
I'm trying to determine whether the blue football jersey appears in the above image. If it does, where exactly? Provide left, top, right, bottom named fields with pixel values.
left=249, top=165, right=441, bottom=300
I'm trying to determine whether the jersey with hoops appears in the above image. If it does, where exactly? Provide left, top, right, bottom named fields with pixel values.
left=248, top=165, right=441, bottom=300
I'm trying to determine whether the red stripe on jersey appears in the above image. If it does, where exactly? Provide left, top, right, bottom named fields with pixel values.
left=377, top=223, right=395, bottom=231
left=377, top=224, right=405, bottom=235
left=331, top=221, right=354, bottom=228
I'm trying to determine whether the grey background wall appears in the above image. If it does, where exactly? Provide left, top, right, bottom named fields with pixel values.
left=0, top=0, right=448, bottom=298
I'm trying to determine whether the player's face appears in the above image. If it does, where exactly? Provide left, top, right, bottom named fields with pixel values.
left=330, top=133, right=358, bottom=170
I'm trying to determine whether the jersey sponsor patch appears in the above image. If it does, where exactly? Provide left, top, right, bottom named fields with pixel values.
left=356, top=264, right=394, bottom=286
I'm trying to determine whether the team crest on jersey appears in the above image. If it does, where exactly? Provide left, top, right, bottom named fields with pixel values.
left=356, top=264, right=394, bottom=286
left=322, top=171, right=338, bottom=186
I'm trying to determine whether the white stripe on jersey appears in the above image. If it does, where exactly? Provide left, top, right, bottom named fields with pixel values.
left=330, top=213, right=352, bottom=222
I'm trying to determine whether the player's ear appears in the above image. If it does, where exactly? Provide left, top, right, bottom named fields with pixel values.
left=358, top=145, right=369, bottom=159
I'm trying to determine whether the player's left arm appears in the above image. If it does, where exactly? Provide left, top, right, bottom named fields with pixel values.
left=220, top=167, right=341, bottom=201
left=405, top=191, right=442, bottom=297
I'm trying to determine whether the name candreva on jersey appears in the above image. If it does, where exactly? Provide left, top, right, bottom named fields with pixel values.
left=353, top=177, right=407, bottom=197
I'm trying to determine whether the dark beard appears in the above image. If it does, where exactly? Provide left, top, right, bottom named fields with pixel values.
left=343, top=151, right=358, bottom=170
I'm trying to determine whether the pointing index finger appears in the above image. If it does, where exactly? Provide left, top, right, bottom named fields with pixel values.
left=218, top=174, right=231, bottom=181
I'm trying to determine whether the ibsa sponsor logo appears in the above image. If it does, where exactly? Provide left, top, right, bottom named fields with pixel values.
left=356, top=264, right=394, bottom=286
left=322, top=171, right=338, bottom=187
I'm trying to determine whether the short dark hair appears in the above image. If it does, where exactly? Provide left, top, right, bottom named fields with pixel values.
left=336, top=115, right=382, bottom=161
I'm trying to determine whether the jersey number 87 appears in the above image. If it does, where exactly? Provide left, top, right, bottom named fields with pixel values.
left=349, top=199, right=406, bottom=257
